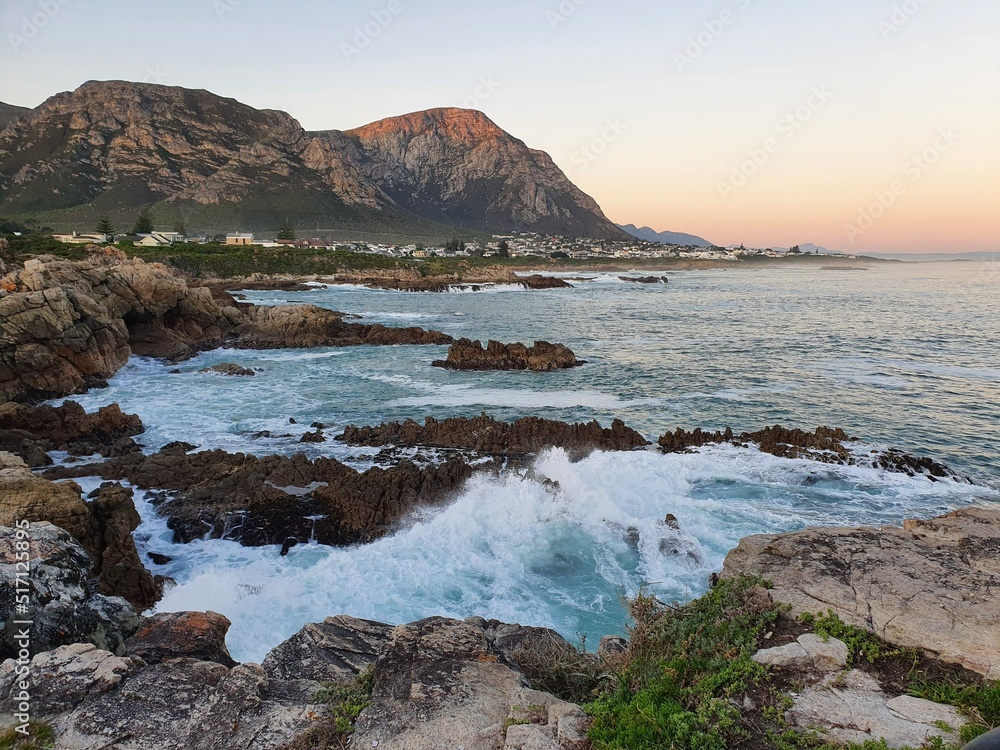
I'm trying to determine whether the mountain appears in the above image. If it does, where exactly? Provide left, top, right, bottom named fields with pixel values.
left=619, top=224, right=713, bottom=247
left=0, top=81, right=624, bottom=239
left=0, top=102, right=30, bottom=131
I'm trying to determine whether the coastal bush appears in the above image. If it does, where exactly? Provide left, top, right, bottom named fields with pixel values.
left=279, top=667, right=374, bottom=750
left=0, top=722, right=55, bottom=750
left=511, top=632, right=609, bottom=704
left=585, top=577, right=823, bottom=750
left=798, top=611, right=907, bottom=665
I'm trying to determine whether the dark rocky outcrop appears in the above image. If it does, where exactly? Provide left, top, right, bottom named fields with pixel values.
left=126, top=611, right=237, bottom=667
left=434, top=338, right=582, bottom=372
left=337, top=414, right=649, bottom=459
left=200, top=363, right=256, bottom=377
left=0, top=252, right=453, bottom=403
left=334, top=267, right=575, bottom=293
left=47, top=448, right=479, bottom=548
left=0, top=523, right=139, bottom=658
left=262, top=615, right=393, bottom=682
left=0, top=452, right=161, bottom=611
left=658, top=425, right=962, bottom=480
left=619, top=275, right=667, bottom=284
left=0, top=400, right=143, bottom=467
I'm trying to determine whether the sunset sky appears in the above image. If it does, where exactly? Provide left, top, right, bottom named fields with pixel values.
left=1, top=0, right=997, bottom=253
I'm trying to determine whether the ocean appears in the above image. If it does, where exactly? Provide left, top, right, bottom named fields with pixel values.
left=68, top=262, right=1000, bottom=662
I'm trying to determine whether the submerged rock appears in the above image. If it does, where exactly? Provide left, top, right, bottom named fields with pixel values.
left=433, top=338, right=582, bottom=371
left=723, top=506, right=1000, bottom=680
left=337, top=414, right=649, bottom=458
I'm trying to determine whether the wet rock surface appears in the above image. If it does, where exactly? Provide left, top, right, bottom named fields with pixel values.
left=46, top=448, right=479, bottom=547
left=723, top=506, right=1000, bottom=680
left=337, top=414, right=649, bottom=458
left=0, top=523, right=139, bottom=658
left=434, top=338, right=582, bottom=371
left=658, top=424, right=963, bottom=479
left=0, top=252, right=453, bottom=403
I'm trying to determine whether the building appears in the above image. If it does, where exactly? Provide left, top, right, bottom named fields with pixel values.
left=226, top=233, right=254, bottom=246
left=136, top=232, right=184, bottom=247
left=52, top=232, right=108, bottom=244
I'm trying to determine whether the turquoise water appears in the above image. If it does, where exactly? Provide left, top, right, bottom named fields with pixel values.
left=69, top=262, right=1000, bottom=662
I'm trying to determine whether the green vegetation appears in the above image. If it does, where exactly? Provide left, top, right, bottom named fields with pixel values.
left=277, top=220, right=297, bottom=241
left=799, top=611, right=907, bottom=666
left=0, top=722, right=56, bottom=750
left=281, top=667, right=374, bottom=750
left=132, top=210, right=154, bottom=235
left=96, top=214, right=115, bottom=237
left=511, top=633, right=608, bottom=704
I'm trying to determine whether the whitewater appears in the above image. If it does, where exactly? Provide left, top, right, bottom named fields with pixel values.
left=67, top=263, right=1000, bottom=662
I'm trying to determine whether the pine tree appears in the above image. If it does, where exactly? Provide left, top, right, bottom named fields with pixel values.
left=498, top=240, right=510, bottom=258
left=132, top=211, right=154, bottom=235
left=277, top=220, right=296, bottom=241
left=96, top=215, right=116, bottom=240
left=174, top=220, right=186, bottom=236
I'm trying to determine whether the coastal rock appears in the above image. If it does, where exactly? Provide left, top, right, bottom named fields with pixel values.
left=338, top=414, right=649, bottom=459
left=125, top=611, right=237, bottom=667
left=753, top=633, right=849, bottom=673
left=47, top=448, right=478, bottom=547
left=619, top=275, right=667, bottom=284
left=722, top=507, right=1000, bottom=679
left=0, top=401, right=143, bottom=466
left=658, top=424, right=961, bottom=479
left=200, top=363, right=255, bottom=377
left=0, top=252, right=455, bottom=403
left=434, top=338, right=582, bottom=372
left=0, top=454, right=160, bottom=611
left=787, top=669, right=965, bottom=748
left=262, top=615, right=393, bottom=682
left=352, top=616, right=591, bottom=750
left=0, top=523, right=139, bottom=657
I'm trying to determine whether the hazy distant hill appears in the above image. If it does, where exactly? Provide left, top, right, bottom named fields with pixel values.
left=0, top=102, right=29, bottom=131
left=0, top=81, right=625, bottom=239
left=619, top=223, right=713, bottom=247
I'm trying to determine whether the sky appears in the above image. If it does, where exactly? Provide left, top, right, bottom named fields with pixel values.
left=1, top=0, right=998, bottom=253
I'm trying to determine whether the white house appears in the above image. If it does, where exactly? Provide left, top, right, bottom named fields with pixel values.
left=137, top=232, right=184, bottom=247
left=52, top=232, right=109, bottom=244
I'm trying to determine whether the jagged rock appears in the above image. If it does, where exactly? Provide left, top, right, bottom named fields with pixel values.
left=298, top=429, right=325, bottom=444
left=337, top=414, right=649, bottom=458
left=0, top=253, right=454, bottom=403
left=0, top=401, right=144, bottom=465
left=262, top=615, right=393, bottom=682
left=658, top=424, right=962, bottom=479
left=126, top=612, right=237, bottom=667
left=200, top=363, right=256, bottom=377
left=352, top=616, right=591, bottom=750
left=619, top=276, right=667, bottom=284
left=753, top=634, right=849, bottom=673
left=0, top=454, right=160, bottom=611
left=434, top=338, right=582, bottom=371
left=723, top=507, right=1000, bottom=679
left=787, top=669, right=965, bottom=748
left=47, top=448, right=478, bottom=547
left=0, top=523, right=139, bottom=658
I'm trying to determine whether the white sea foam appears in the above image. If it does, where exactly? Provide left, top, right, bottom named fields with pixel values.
left=386, top=383, right=663, bottom=410
left=132, top=445, right=996, bottom=664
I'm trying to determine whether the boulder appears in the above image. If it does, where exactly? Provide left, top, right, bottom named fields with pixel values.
left=0, top=523, right=139, bottom=657
left=753, top=633, right=849, bottom=673
left=337, top=414, right=649, bottom=458
left=199, top=363, right=255, bottom=377
left=126, top=611, right=237, bottom=667
left=262, top=615, right=393, bottom=682
left=723, top=507, right=1000, bottom=679
left=434, top=338, right=582, bottom=372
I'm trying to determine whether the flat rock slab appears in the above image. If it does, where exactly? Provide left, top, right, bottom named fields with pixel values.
left=788, top=670, right=965, bottom=749
left=753, top=633, right=849, bottom=673
left=724, top=507, right=1000, bottom=679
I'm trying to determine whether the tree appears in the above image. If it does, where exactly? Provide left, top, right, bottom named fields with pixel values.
left=277, top=220, right=296, bottom=241
left=789, top=245, right=801, bottom=255
left=96, top=215, right=116, bottom=240
left=174, top=220, right=186, bottom=235
left=132, top=211, right=154, bottom=235
left=498, top=240, right=510, bottom=258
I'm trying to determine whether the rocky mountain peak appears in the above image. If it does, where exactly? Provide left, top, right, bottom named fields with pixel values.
left=348, top=107, right=508, bottom=143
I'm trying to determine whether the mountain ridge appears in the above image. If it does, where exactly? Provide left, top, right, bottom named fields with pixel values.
left=0, top=81, right=624, bottom=239
left=0, top=101, right=30, bottom=131
left=619, top=223, right=714, bottom=247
